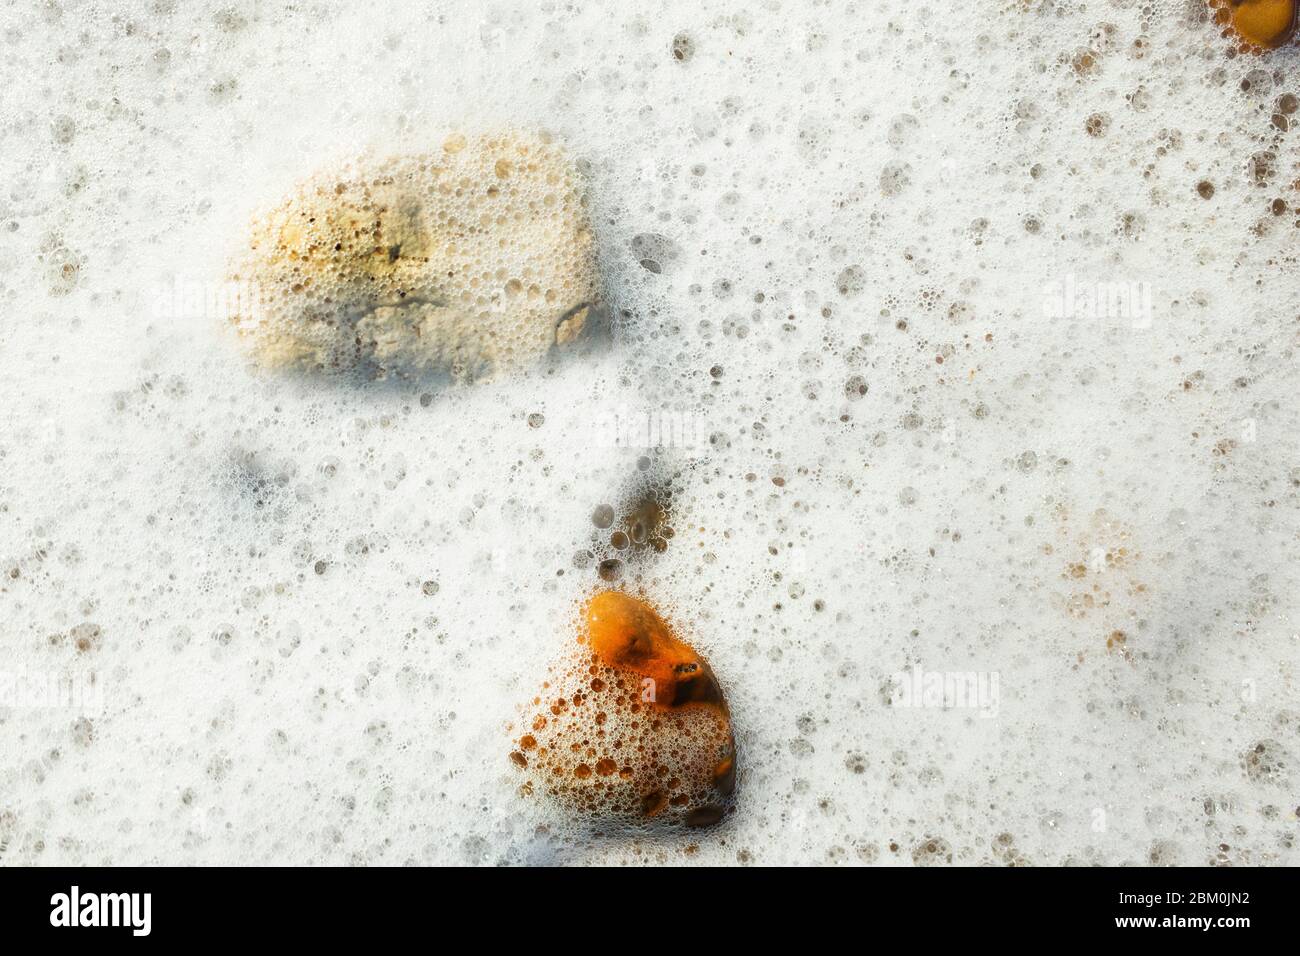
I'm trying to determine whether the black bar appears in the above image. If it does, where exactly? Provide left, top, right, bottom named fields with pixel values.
left=0, top=866, right=1288, bottom=942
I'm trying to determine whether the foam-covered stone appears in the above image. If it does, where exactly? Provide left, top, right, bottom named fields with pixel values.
left=510, top=591, right=736, bottom=828
left=229, top=131, right=602, bottom=380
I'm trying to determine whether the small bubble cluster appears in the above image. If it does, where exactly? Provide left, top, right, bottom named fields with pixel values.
left=580, top=467, right=679, bottom=584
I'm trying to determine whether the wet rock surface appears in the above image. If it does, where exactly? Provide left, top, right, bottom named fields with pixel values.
left=1214, top=0, right=1298, bottom=50
left=510, top=591, right=736, bottom=828
left=229, top=132, right=603, bottom=381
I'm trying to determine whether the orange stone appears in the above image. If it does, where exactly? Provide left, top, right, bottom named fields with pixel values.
left=510, top=590, right=737, bottom=826
left=1216, top=0, right=1297, bottom=49
left=585, top=590, right=728, bottom=712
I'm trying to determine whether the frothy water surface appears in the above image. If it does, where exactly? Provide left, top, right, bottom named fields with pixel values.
left=1, top=0, right=1297, bottom=865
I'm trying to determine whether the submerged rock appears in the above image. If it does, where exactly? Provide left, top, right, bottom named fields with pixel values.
left=229, top=131, right=604, bottom=380
left=510, top=590, right=736, bottom=828
left=585, top=472, right=679, bottom=584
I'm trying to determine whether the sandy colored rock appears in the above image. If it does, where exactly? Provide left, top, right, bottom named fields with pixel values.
left=228, top=131, right=603, bottom=380
left=510, top=590, right=736, bottom=828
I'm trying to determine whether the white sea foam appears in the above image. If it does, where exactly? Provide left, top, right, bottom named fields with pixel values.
left=0, top=0, right=1296, bottom=865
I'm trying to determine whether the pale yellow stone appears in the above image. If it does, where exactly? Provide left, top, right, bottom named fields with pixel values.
left=228, top=132, right=603, bottom=380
